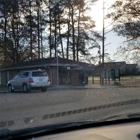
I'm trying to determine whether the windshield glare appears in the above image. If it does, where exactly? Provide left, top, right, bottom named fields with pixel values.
left=0, top=0, right=140, bottom=138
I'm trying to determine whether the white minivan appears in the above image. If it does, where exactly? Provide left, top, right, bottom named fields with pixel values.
left=7, top=69, right=50, bottom=93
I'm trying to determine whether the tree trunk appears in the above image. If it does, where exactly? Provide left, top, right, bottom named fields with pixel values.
left=12, top=8, right=16, bottom=63
left=29, top=1, right=33, bottom=60
left=4, top=4, right=7, bottom=64
left=16, top=0, right=20, bottom=62
left=41, top=26, right=43, bottom=58
left=66, top=6, right=70, bottom=59
left=49, top=0, right=52, bottom=58
left=54, top=6, right=57, bottom=57
left=37, top=0, right=40, bottom=59
left=58, top=8, right=64, bottom=58
left=71, top=6, right=75, bottom=61
left=59, top=25, right=64, bottom=58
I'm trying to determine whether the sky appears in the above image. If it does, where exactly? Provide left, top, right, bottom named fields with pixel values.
left=90, top=0, right=126, bottom=60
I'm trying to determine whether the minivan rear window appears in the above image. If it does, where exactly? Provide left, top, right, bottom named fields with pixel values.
left=32, top=71, right=48, bottom=77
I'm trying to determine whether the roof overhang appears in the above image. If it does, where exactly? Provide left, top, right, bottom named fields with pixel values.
left=0, top=64, right=79, bottom=71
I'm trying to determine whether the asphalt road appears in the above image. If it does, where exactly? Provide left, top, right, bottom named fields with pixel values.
left=0, top=87, right=140, bottom=130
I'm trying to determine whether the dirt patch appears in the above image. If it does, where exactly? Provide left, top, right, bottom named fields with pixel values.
left=120, top=79, right=140, bottom=87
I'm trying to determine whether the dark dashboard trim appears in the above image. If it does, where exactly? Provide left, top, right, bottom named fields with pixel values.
left=2, top=117, right=140, bottom=140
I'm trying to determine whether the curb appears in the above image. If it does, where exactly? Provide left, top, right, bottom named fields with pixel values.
left=47, top=85, right=122, bottom=90
left=48, top=86, right=86, bottom=90
left=0, top=85, right=123, bottom=93
left=0, top=91, right=7, bottom=93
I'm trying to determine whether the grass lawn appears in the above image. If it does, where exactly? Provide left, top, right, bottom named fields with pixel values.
left=120, top=75, right=140, bottom=80
left=88, top=76, right=100, bottom=80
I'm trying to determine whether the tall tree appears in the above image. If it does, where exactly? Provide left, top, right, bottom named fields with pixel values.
left=0, top=0, right=102, bottom=66
left=107, top=0, right=140, bottom=54
left=106, top=0, right=140, bottom=66
left=108, top=0, right=140, bottom=37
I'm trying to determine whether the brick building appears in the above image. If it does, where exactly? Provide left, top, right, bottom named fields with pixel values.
left=0, top=57, right=95, bottom=86
left=94, top=61, right=139, bottom=76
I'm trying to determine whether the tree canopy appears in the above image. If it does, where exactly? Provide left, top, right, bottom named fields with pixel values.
left=0, top=0, right=101, bottom=66
left=107, top=0, right=140, bottom=64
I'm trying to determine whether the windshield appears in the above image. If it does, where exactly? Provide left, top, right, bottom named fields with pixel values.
left=0, top=0, right=140, bottom=138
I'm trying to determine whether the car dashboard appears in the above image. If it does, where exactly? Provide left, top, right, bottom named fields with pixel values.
left=28, top=120, right=140, bottom=140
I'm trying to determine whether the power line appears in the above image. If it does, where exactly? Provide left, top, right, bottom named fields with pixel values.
left=104, top=22, right=114, bottom=29
left=105, top=29, right=113, bottom=35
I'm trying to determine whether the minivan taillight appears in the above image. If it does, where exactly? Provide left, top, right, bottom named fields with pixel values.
left=29, top=78, right=34, bottom=83
left=48, top=77, right=50, bottom=82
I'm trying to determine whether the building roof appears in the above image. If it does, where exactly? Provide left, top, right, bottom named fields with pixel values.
left=69, top=64, right=95, bottom=71
left=126, top=64, right=138, bottom=69
left=95, top=61, right=126, bottom=70
left=0, top=57, right=95, bottom=71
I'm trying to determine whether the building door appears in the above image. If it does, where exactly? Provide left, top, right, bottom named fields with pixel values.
left=60, top=71, right=71, bottom=85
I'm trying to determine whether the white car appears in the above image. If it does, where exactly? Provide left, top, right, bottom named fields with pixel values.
left=7, top=70, right=51, bottom=93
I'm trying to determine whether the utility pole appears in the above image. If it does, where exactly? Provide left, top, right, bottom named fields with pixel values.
left=54, top=0, right=59, bottom=86
left=56, top=49, right=59, bottom=86
left=102, top=1, right=105, bottom=64
left=101, top=1, right=113, bottom=85
left=101, top=1, right=105, bottom=85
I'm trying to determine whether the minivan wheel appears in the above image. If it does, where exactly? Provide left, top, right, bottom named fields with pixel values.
left=8, top=84, right=14, bottom=93
left=22, top=84, right=29, bottom=93
left=41, top=87, right=47, bottom=92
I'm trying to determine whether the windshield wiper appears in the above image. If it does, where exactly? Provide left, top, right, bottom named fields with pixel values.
left=100, top=112, right=140, bottom=122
